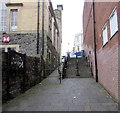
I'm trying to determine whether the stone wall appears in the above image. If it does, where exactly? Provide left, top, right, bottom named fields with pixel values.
left=2, top=33, right=40, bottom=57
left=2, top=51, right=44, bottom=103
left=44, top=36, right=58, bottom=77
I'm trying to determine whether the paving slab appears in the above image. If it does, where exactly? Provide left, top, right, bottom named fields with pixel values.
left=2, top=69, right=118, bottom=111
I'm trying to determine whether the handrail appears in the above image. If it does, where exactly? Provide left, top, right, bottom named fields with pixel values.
left=61, top=57, right=68, bottom=79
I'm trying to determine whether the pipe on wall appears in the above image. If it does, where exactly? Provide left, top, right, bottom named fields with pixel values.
left=92, top=0, right=98, bottom=82
left=37, top=0, right=40, bottom=54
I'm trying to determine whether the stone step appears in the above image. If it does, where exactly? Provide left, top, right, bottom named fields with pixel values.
left=65, top=57, right=92, bottom=78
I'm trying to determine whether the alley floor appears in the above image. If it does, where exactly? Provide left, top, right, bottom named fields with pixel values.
left=2, top=69, right=118, bottom=111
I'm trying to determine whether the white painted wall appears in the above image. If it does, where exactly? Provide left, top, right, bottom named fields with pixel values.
left=73, top=33, right=83, bottom=53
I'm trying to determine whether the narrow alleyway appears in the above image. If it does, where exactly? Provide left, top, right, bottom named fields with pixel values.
left=2, top=68, right=118, bottom=111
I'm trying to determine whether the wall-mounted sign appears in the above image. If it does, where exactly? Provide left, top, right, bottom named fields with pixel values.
left=1, top=37, right=11, bottom=42
left=74, top=51, right=82, bottom=56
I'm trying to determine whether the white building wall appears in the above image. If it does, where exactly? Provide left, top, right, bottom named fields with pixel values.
left=74, top=33, right=83, bottom=53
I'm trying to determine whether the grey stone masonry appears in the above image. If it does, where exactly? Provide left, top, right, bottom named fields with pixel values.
left=2, top=33, right=39, bottom=57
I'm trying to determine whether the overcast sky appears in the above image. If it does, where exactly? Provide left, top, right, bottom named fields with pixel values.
left=52, top=0, right=84, bottom=56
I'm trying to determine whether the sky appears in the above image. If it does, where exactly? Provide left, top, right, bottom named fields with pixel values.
left=52, top=0, right=84, bottom=56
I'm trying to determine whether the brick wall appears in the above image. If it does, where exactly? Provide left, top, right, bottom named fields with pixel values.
left=97, top=43, right=118, bottom=100
left=83, top=2, right=119, bottom=101
left=118, top=1, right=120, bottom=108
left=83, top=2, right=95, bottom=77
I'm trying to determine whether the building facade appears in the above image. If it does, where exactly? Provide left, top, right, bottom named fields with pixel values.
left=0, top=1, right=8, bottom=32
left=73, top=33, right=83, bottom=53
left=0, top=0, right=63, bottom=74
left=83, top=1, right=119, bottom=101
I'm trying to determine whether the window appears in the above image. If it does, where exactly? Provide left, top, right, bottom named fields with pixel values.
left=10, top=9, right=18, bottom=31
left=0, top=2, right=7, bottom=31
left=109, top=9, right=118, bottom=37
left=0, top=9, right=7, bottom=31
left=77, top=46, right=79, bottom=51
left=77, top=37, right=79, bottom=42
left=102, top=25, right=108, bottom=45
left=47, top=49, right=51, bottom=62
left=48, top=51, right=51, bottom=62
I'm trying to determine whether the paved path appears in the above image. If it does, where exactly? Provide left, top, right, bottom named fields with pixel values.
left=3, top=69, right=118, bottom=111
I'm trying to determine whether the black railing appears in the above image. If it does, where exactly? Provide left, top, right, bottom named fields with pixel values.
left=76, top=56, right=80, bottom=76
left=62, top=57, right=68, bottom=79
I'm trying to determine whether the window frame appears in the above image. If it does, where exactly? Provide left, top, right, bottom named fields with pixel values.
left=0, top=9, right=7, bottom=31
left=102, top=23, right=108, bottom=46
left=10, top=9, right=18, bottom=31
left=109, top=8, right=118, bottom=38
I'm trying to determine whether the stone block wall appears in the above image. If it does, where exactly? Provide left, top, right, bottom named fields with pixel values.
left=44, top=36, right=58, bottom=77
left=2, top=51, right=44, bottom=103
left=25, top=56, right=44, bottom=88
left=2, top=33, right=40, bottom=57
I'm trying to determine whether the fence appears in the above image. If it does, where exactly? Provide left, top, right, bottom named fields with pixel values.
left=2, top=49, right=44, bottom=103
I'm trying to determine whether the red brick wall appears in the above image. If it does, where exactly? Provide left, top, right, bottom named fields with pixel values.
left=97, top=43, right=118, bottom=100
left=83, top=2, right=93, bottom=37
left=83, top=2, right=119, bottom=101
left=83, top=2, right=96, bottom=77
left=117, top=2, right=120, bottom=105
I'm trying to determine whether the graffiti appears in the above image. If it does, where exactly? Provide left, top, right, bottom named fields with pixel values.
left=9, top=50, right=25, bottom=70
left=11, top=56, right=24, bottom=69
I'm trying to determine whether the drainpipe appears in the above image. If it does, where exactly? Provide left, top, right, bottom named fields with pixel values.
left=42, top=0, right=44, bottom=56
left=37, top=0, right=40, bottom=54
left=92, top=0, right=98, bottom=82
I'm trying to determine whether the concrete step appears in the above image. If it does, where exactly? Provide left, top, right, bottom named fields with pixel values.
left=65, top=57, right=92, bottom=78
